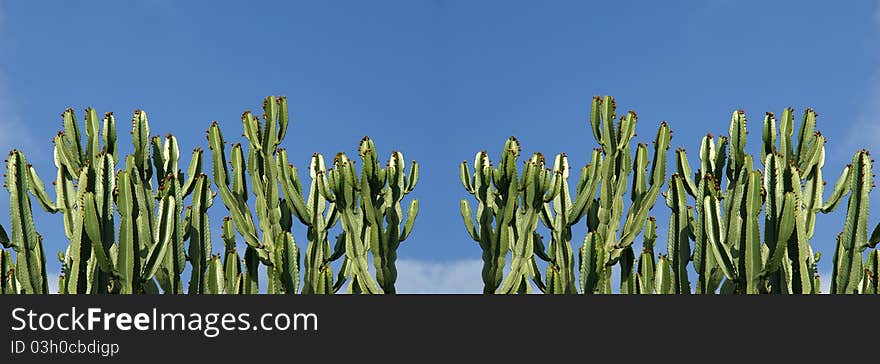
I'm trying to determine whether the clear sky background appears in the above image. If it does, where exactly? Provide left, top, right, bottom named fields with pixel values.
left=1, top=0, right=878, bottom=293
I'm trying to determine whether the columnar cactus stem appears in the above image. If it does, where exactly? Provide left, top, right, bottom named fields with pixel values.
left=831, top=150, right=874, bottom=294
left=6, top=150, right=48, bottom=294
left=635, top=217, right=657, bottom=294
left=221, top=218, right=243, bottom=294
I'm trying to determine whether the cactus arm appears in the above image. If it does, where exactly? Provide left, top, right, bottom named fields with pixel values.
left=186, top=175, right=212, bottom=294
left=0, top=224, right=8, bottom=249
left=205, top=255, right=224, bottom=294
left=821, top=164, right=852, bottom=213
left=675, top=149, right=698, bottom=198
left=727, top=110, right=747, bottom=180
left=654, top=255, right=674, bottom=294
left=761, top=112, right=777, bottom=163
left=116, top=170, right=136, bottom=294
left=83, top=192, right=115, bottom=278
left=142, top=196, right=175, bottom=282
left=102, top=112, right=117, bottom=162
left=180, top=148, right=203, bottom=197
left=778, top=108, right=794, bottom=164
left=831, top=151, right=872, bottom=294
left=399, top=200, right=418, bottom=241
left=61, top=108, right=85, bottom=170
left=667, top=175, right=692, bottom=294
left=764, top=192, right=796, bottom=276
left=26, top=165, right=58, bottom=213
left=636, top=217, right=657, bottom=294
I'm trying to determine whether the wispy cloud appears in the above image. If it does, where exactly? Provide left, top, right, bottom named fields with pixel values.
left=46, top=271, right=59, bottom=294
left=394, top=259, right=484, bottom=294
left=819, top=271, right=831, bottom=294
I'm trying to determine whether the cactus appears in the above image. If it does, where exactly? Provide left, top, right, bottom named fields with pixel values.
left=16, top=107, right=205, bottom=294
left=460, top=137, right=522, bottom=294
left=208, top=96, right=299, bottom=294
left=462, top=96, right=670, bottom=295
left=5, top=151, right=48, bottom=294
left=318, top=153, right=380, bottom=293
left=352, top=137, right=419, bottom=294
left=635, top=217, right=657, bottom=294
left=1, top=224, right=19, bottom=294
left=670, top=108, right=848, bottom=294
left=209, top=97, right=418, bottom=294
left=830, top=150, right=874, bottom=294
left=280, top=153, right=342, bottom=294
left=185, top=174, right=214, bottom=293
left=580, top=96, right=671, bottom=294
left=537, top=153, right=590, bottom=294
left=221, top=217, right=243, bottom=294
left=498, top=152, right=557, bottom=294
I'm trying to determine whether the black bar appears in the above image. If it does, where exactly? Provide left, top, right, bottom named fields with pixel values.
left=0, top=295, right=869, bottom=362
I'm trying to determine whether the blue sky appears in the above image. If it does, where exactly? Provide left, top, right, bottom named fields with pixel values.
left=1, top=0, right=878, bottom=293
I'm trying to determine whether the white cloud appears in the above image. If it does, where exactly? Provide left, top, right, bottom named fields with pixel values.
left=46, top=271, right=58, bottom=294
left=394, top=259, right=484, bottom=294
left=819, top=271, right=831, bottom=294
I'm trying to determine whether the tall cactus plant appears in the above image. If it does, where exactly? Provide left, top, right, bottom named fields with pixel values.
left=354, top=137, right=419, bottom=294
left=830, top=150, right=879, bottom=294
left=208, top=96, right=298, bottom=294
left=580, top=96, right=671, bottom=294
left=279, top=152, right=344, bottom=294
left=20, top=107, right=206, bottom=294
left=4, top=151, right=48, bottom=294
left=461, top=96, right=671, bottom=295
left=671, top=108, right=850, bottom=294
left=209, top=96, right=419, bottom=294
left=460, top=137, right=523, bottom=294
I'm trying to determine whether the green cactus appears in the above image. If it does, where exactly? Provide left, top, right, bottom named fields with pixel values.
left=1, top=224, right=18, bottom=294
left=580, top=96, right=671, bottom=294
left=318, top=153, right=380, bottom=293
left=831, top=150, right=874, bottom=294
left=208, top=96, right=299, bottom=294
left=16, top=107, right=205, bottom=294
left=670, top=108, right=847, bottom=294
left=221, top=217, right=243, bottom=294
left=537, top=153, right=591, bottom=294
left=460, top=137, right=522, bottom=294
left=635, top=217, right=657, bottom=294
left=462, top=97, right=670, bottom=295
left=280, top=153, right=342, bottom=294
left=499, top=152, right=558, bottom=294
left=354, top=137, right=419, bottom=294
left=5, top=150, right=48, bottom=294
